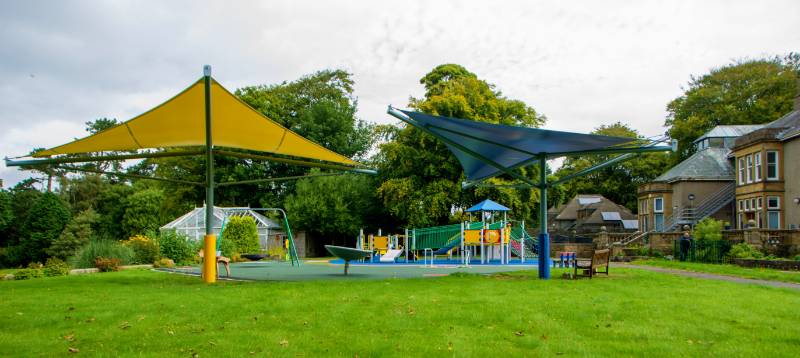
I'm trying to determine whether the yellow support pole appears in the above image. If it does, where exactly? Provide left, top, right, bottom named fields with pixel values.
left=203, top=234, right=217, bottom=283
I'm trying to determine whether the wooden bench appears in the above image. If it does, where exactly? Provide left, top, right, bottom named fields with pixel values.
left=573, top=249, right=610, bottom=279
left=198, top=250, right=231, bottom=278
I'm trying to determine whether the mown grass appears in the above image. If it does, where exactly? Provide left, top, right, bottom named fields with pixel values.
left=637, top=259, right=800, bottom=284
left=1, top=268, right=799, bottom=357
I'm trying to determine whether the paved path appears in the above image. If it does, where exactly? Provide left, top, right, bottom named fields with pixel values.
left=615, top=263, right=800, bottom=290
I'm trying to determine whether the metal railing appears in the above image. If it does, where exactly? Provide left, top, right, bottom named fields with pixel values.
left=663, top=182, right=734, bottom=231
left=672, top=239, right=733, bottom=263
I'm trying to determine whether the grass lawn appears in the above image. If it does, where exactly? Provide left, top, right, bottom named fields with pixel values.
left=1, top=268, right=799, bottom=357
left=637, top=259, right=800, bottom=284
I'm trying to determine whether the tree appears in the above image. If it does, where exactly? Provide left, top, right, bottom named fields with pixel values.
left=284, top=172, right=386, bottom=242
left=0, top=190, right=12, bottom=235
left=553, top=122, right=670, bottom=212
left=377, top=64, right=546, bottom=227
left=95, top=183, right=135, bottom=239
left=48, top=208, right=98, bottom=260
left=19, top=192, right=71, bottom=263
left=122, top=188, right=165, bottom=238
left=666, top=57, right=798, bottom=161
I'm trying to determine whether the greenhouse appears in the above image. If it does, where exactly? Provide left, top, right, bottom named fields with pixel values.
left=160, top=205, right=285, bottom=250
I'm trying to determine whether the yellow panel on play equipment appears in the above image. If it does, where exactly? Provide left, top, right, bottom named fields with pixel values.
left=484, top=230, right=501, bottom=244
left=372, top=236, right=389, bottom=249
left=464, top=230, right=482, bottom=244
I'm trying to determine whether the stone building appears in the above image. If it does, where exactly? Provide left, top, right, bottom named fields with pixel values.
left=731, top=95, right=800, bottom=229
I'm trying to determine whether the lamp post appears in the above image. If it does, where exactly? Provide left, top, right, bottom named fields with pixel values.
left=688, top=193, right=695, bottom=227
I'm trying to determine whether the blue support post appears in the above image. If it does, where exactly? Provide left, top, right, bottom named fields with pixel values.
left=537, top=155, right=550, bottom=279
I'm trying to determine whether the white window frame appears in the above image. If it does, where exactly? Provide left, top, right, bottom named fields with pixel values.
left=738, top=200, right=744, bottom=212
left=745, top=199, right=750, bottom=211
left=750, top=198, right=756, bottom=211
left=757, top=197, right=763, bottom=210
left=767, top=196, right=780, bottom=210
left=754, top=152, right=762, bottom=182
left=746, top=154, right=753, bottom=183
left=766, top=151, right=779, bottom=180
left=653, top=197, right=663, bottom=213
left=738, top=158, right=745, bottom=185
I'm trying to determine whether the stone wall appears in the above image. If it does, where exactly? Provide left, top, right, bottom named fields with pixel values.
left=551, top=242, right=594, bottom=258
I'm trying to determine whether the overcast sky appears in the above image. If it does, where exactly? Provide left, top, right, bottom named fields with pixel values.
left=1, top=0, right=798, bottom=187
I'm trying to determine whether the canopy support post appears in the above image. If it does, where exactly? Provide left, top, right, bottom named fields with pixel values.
left=202, top=65, right=217, bottom=283
left=537, top=155, right=550, bottom=279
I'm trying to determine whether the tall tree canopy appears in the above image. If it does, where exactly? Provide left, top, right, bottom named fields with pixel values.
left=666, top=56, right=799, bottom=161
left=377, top=64, right=546, bottom=227
left=284, top=171, right=386, bottom=243
left=553, top=122, right=670, bottom=212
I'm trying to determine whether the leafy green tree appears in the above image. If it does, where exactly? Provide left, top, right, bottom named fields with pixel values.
left=377, top=64, right=545, bottom=227
left=0, top=189, right=12, bottom=235
left=221, top=216, right=260, bottom=254
left=95, top=183, right=135, bottom=239
left=693, top=217, right=723, bottom=241
left=122, top=188, right=165, bottom=237
left=48, top=208, right=98, bottom=260
left=666, top=57, right=798, bottom=161
left=19, top=192, right=71, bottom=263
left=284, top=172, right=385, bottom=241
left=554, top=122, right=670, bottom=212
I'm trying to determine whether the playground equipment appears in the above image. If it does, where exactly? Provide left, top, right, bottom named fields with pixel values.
left=357, top=228, right=412, bottom=263
left=324, top=245, right=371, bottom=275
left=355, top=199, right=537, bottom=266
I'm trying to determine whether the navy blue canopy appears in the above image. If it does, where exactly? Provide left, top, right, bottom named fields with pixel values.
left=399, top=110, right=636, bottom=181
left=466, top=199, right=510, bottom=212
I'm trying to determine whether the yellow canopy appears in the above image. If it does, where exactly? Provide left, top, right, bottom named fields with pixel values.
left=33, top=78, right=357, bottom=166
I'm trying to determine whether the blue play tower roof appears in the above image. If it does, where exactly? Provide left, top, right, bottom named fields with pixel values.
left=466, top=199, right=510, bottom=212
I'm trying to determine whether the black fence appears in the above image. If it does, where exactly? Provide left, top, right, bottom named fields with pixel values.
left=672, top=239, right=733, bottom=264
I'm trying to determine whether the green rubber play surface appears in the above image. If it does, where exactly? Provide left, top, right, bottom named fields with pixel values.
left=166, top=260, right=537, bottom=281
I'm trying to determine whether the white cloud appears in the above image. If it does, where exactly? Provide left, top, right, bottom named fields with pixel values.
left=1, top=0, right=798, bottom=187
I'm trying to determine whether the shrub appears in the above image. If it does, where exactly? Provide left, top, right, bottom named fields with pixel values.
left=70, top=239, right=134, bottom=269
left=94, top=257, right=121, bottom=272
left=157, top=230, right=195, bottom=264
left=19, top=192, right=71, bottom=264
left=728, top=243, right=763, bottom=259
left=219, top=238, right=237, bottom=258
left=153, top=258, right=175, bottom=268
left=694, top=218, right=723, bottom=241
left=124, top=235, right=160, bottom=264
left=794, top=255, right=800, bottom=261
left=43, top=258, right=71, bottom=277
left=222, top=216, right=260, bottom=254
left=48, top=208, right=98, bottom=260
left=268, top=246, right=286, bottom=259
left=14, top=268, right=43, bottom=280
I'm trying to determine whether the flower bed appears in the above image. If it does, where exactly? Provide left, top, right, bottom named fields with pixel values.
left=733, top=258, right=800, bottom=271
